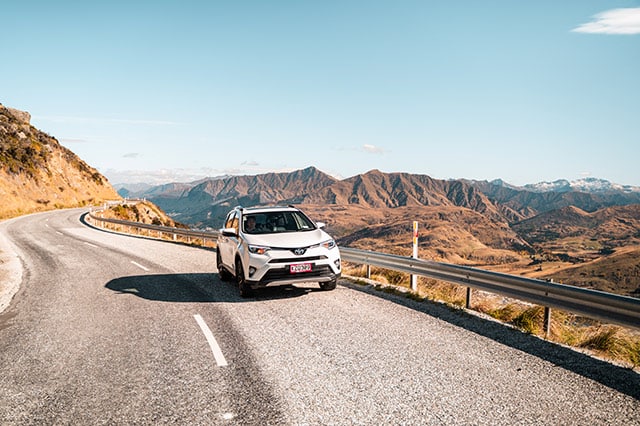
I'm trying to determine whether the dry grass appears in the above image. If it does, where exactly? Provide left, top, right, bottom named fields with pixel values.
left=578, top=326, right=640, bottom=365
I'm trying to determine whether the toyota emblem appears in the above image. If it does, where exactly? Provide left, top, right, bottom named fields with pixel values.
left=293, top=248, right=306, bottom=255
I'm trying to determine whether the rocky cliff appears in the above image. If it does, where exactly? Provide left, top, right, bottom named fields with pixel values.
left=0, top=104, right=120, bottom=218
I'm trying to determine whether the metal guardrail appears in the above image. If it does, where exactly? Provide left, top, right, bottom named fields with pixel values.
left=87, top=212, right=219, bottom=243
left=87, top=211, right=640, bottom=330
left=340, top=248, right=640, bottom=331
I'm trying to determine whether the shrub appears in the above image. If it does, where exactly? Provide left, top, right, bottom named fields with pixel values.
left=485, top=304, right=519, bottom=322
left=512, top=306, right=545, bottom=334
left=580, top=327, right=620, bottom=353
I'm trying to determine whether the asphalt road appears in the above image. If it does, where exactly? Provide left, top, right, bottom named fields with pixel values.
left=0, top=209, right=638, bottom=425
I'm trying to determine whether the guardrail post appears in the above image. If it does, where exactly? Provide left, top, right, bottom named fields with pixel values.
left=544, top=306, right=551, bottom=338
left=411, top=221, right=418, bottom=292
left=543, top=279, right=553, bottom=338
left=366, top=264, right=371, bottom=279
left=466, top=287, right=472, bottom=309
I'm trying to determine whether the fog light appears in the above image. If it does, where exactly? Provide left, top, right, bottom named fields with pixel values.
left=334, top=259, right=341, bottom=270
left=249, top=266, right=256, bottom=277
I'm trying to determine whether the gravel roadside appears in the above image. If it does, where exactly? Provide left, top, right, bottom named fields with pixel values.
left=0, top=218, right=23, bottom=314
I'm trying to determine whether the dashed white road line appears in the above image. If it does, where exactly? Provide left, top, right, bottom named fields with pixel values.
left=130, top=260, right=149, bottom=271
left=194, top=314, right=228, bottom=367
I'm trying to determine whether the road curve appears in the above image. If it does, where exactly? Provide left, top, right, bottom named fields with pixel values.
left=0, top=209, right=638, bottom=425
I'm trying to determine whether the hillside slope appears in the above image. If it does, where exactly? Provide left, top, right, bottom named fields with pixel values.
left=307, top=170, right=504, bottom=220
left=512, top=205, right=640, bottom=250
left=323, top=205, right=528, bottom=263
left=101, top=201, right=186, bottom=228
left=0, top=104, right=119, bottom=218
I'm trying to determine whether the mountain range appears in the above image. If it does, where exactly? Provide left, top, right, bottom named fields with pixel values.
left=118, top=166, right=640, bottom=228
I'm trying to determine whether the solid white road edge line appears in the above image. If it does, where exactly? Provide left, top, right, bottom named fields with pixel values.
left=130, top=260, right=149, bottom=271
left=84, top=242, right=98, bottom=248
left=194, top=314, right=228, bottom=367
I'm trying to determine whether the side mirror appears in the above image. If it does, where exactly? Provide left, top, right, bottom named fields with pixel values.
left=220, top=227, right=238, bottom=237
left=316, top=222, right=326, bottom=229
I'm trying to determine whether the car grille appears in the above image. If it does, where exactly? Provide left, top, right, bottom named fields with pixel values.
left=262, top=265, right=333, bottom=281
left=268, top=255, right=327, bottom=264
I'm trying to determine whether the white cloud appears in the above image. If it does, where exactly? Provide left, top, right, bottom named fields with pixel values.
left=362, top=144, right=385, bottom=154
left=122, top=153, right=140, bottom=159
left=104, top=168, right=219, bottom=184
left=104, top=165, right=298, bottom=184
left=572, top=8, right=640, bottom=35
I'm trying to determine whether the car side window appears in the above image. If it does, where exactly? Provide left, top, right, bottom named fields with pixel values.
left=230, top=212, right=239, bottom=234
left=224, top=211, right=235, bottom=229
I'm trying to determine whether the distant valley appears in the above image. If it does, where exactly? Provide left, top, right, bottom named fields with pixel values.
left=118, top=167, right=640, bottom=297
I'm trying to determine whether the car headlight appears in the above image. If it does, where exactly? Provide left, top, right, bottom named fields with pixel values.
left=248, top=245, right=270, bottom=255
left=321, top=239, right=336, bottom=250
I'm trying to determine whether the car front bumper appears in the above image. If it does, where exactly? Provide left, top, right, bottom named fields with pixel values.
left=245, top=251, right=341, bottom=289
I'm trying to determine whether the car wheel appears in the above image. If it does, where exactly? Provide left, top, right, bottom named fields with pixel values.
left=236, top=259, right=254, bottom=298
left=319, top=279, right=337, bottom=291
left=217, top=250, right=232, bottom=281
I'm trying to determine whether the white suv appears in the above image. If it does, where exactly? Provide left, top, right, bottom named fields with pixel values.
left=216, top=205, right=341, bottom=297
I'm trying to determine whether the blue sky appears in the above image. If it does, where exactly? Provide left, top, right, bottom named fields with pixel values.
left=2, top=1, right=639, bottom=186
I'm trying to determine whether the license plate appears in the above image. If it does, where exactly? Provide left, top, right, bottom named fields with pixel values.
left=290, top=263, right=312, bottom=273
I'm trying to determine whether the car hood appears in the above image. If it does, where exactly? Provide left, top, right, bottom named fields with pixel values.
left=245, top=229, right=332, bottom=248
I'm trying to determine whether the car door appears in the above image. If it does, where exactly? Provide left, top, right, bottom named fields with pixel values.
left=219, top=211, right=238, bottom=271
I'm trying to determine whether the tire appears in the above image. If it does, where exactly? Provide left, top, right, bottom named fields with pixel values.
left=236, top=259, right=254, bottom=298
left=319, top=279, right=337, bottom=291
left=217, top=251, right=232, bottom=281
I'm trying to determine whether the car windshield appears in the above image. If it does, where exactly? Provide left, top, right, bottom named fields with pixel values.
left=243, top=211, right=316, bottom=234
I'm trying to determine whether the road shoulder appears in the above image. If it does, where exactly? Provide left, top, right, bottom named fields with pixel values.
left=0, top=221, right=22, bottom=314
